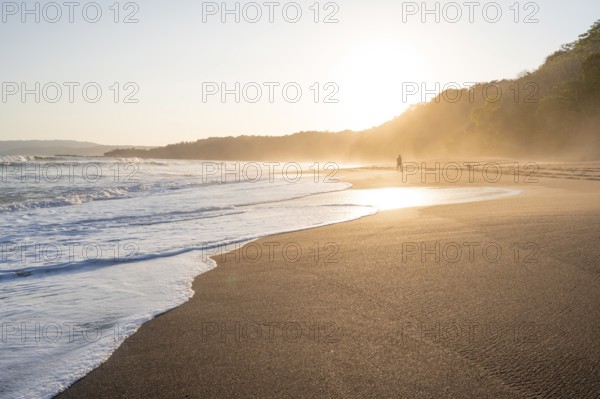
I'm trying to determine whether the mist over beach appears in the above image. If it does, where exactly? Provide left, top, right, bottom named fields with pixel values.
left=1, top=1, right=600, bottom=399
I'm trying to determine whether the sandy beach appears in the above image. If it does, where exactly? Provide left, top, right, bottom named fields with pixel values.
left=55, top=162, right=600, bottom=398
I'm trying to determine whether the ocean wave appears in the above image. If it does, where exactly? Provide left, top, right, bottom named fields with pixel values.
left=0, top=177, right=310, bottom=213
left=0, top=155, right=36, bottom=163
left=0, top=238, right=251, bottom=282
left=112, top=157, right=173, bottom=166
left=68, top=205, right=241, bottom=228
left=0, top=187, right=133, bottom=213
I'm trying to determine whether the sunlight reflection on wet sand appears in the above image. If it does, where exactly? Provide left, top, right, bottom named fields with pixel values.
left=329, top=187, right=522, bottom=211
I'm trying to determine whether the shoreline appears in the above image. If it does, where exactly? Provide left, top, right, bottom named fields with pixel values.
left=55, top=165, right=600, bottom=398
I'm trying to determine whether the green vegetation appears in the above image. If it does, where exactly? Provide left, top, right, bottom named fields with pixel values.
left=106, top=20, right=600, bottom=162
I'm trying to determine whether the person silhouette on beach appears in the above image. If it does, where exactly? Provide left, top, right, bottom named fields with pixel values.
left=396, top=154, right=403, bottom=173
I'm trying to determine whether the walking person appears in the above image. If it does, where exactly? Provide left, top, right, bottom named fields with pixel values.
left=396, top=153, right=403, bottom=173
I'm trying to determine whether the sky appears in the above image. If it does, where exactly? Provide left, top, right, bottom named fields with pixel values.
left=0, top=0, right=599, bottom=146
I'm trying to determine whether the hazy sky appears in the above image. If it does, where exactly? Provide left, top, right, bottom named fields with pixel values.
left=1, top=0, right=599, bottom=145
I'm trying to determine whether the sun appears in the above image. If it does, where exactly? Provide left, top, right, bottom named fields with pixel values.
left=338, top=43, right=427, bottom=130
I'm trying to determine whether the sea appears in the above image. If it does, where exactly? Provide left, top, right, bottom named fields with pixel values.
left=0, top=156, right=519, bottom=399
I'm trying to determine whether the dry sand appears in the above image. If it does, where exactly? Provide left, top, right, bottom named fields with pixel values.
left=56, top=162, right=600, bottom=398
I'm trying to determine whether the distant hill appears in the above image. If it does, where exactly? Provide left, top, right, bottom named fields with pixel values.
left=107, top=20, right=600, bottom=162
left=105, top=132, right=361, bottom=162
left=0, top=140, right=153, bottom=157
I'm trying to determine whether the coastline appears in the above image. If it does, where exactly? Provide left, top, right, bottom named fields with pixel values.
left=55, top=164, right=600, bottom=398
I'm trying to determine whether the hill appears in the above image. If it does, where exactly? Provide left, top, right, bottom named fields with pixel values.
left=0, top=140, right=153, bottom=157
left=106, top=20, right=600, bottom=162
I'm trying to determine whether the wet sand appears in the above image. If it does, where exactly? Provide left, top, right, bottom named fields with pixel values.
left=56, top=162, right=600, bottom=398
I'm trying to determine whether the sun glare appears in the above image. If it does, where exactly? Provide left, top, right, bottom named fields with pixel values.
left=344, top=187, right=519, bottom=212
left=340, top=43, right=426, bottom=130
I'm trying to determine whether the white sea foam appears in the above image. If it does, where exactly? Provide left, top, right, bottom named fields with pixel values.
left=0, top=158, right=520, bottom=399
